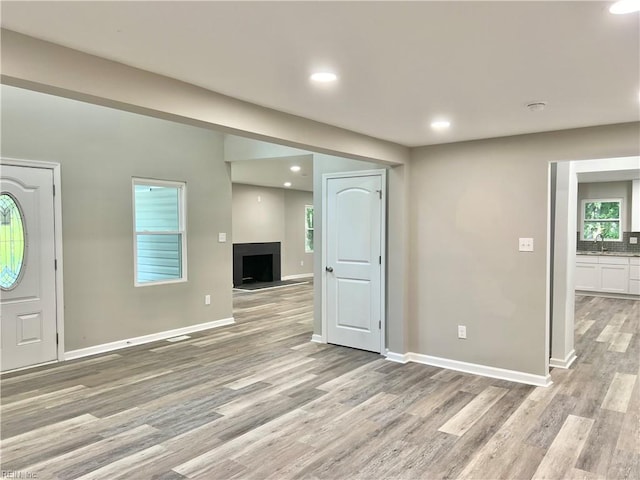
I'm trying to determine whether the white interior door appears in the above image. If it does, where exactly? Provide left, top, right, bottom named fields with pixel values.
left=1, top=164, right=57, bottom=371
left=324, top=171, right=385, bottom=353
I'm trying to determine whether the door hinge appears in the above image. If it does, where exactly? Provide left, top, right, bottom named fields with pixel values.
left=377, top=189, right=382, bottom=199
left=53, top=184, right=56, bottom=196
left=54, top=259, right=57, bottom=270
left=379, top=256, right=382, bottom=265
left=378, top=320, right=381, bottom=330
left=56, top=333, right=59, bottom=345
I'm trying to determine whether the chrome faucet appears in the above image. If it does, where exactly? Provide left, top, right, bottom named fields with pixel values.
left=594, top=233, right=605, bottom=253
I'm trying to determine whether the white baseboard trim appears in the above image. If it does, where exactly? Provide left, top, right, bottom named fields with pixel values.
left=311, top=334, right=325, bottom=344
left=282, top=273, right=314, bottom=280
left=407, top=353, right=552, bottom=387
left=385, top=350, right=409, bottom=364
left=549, top=350, right=577, bottom=369
left=65, top=317, right=235, bottom=361
left=384, top=351, right=551, bottom=387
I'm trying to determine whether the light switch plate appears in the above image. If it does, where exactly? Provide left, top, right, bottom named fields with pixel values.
left=218, top=232, right=227, bottom=243
left=457, top=325, right=467, bottom=339
left=519, top=238, right=534, bottom=252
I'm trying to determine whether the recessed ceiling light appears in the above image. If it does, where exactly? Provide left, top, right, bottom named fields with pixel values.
left=284, top=182, right=292, bottom=188
left=290, top=165, right=301, bottom=172
left=430, top=120, right=451, bottom=130
left=310, top=72, right=337, bottom=83
left=609, top=0, right=640, bottom=14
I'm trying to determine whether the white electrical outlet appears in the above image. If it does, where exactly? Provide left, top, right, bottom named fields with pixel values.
left=519, top=238, right=534, bottom=252
left=205, top=295, right=211, bottom=305
left=630, top=237, right=638, bottom=245
left=300, top=260, right=304, bottom=266
left=218, top=232, right=227, bottom=243
left=457, top=325, right=467, bottom=339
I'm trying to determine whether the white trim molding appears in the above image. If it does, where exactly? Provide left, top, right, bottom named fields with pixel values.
left=65, top=317, right=234, bottom=361
left=384, top=352, right=552, bottom=387
left=549, top=350, right=577, bottom=369
left=311, top=334, right=325, bottom=344
left=408, top=353, right=552, bottom=387
left=132, top=177, right=188, bottom=287
left=385, top=350, right=409, bottom=364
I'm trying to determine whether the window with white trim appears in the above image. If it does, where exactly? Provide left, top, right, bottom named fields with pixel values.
left=133, top=178, right=187, bottom=286
left=305, top=205, right=314, bottom=253
left=581, top=198, right=622, bottom=241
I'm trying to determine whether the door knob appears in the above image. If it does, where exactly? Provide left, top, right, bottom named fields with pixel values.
left=325, top=266, right=334, bottom=273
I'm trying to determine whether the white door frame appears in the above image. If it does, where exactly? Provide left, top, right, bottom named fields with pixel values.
left=321, top=169, right=387, bottom=353
left=1, top=157, right=65, bottom=365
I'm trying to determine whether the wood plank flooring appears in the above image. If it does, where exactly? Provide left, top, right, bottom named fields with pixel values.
left=1, top=286, right=638, bottom=479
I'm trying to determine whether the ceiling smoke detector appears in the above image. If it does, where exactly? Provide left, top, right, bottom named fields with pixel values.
left=526, top=102, right=547, bottom=112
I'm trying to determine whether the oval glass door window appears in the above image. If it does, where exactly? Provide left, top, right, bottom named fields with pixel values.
left=0, top=193, right=27, bottom=290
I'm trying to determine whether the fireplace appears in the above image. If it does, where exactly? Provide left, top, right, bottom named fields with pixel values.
left=233, top=242, right=281, bottom=287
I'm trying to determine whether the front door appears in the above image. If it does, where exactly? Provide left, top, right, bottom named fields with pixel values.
left=324, top=171, right=385, bottom=353
left=1, top=164, right=57, bottom=371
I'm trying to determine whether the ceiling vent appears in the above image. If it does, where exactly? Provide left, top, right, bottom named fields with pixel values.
left=526, top=102, right=547, bottom=112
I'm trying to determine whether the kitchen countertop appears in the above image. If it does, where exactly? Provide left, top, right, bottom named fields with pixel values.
left=577, top=251, right=640, bottom=257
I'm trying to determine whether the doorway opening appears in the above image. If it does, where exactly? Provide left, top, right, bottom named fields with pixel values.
left=548, top=156, right=639, bottom=372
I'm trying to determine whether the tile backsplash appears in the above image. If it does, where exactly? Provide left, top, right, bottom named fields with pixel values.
left=577, top=232, right=640, bottom=254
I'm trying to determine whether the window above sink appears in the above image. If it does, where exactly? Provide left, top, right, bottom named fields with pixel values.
left=581, top=198, right=622, bottom=242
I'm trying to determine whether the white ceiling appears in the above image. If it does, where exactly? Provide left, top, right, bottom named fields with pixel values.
left=2, top=1, right=638, bottom=147
left=231, top=154, right=314, bottom=192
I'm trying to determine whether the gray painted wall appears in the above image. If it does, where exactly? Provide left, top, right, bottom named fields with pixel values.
left=386, top=164, right=410, bottom=353
left=409, top=123, right=640, bottom=376
left=1, top=85, right=233, bottom=351
left=231, top=183, right=313, bottom=277
left=232, top=184, right=285, bottom=244
left=284, top=189, right=315, bottom=277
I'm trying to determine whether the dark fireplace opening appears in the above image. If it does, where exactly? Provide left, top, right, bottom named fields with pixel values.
left=242, top=254, right=273, bottom=284
left=233, top=242, right=281, bottom=287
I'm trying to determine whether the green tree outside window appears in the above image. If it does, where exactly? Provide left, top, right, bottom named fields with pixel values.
left=305, top=205, right=314, bottom=253
left=582, top=199, right=621, bottom=241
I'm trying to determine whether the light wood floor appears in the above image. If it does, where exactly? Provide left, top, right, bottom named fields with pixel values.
left=1, top=284, right=638, bottom=479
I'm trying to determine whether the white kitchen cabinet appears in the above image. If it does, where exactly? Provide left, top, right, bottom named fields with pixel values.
left=576, top=255, right=639, bottom=295
left=630, top=258, right=640, bottom=295
left=599, top=264, right=629, bottom=293
left=575, top=261, right=599, bottom=291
